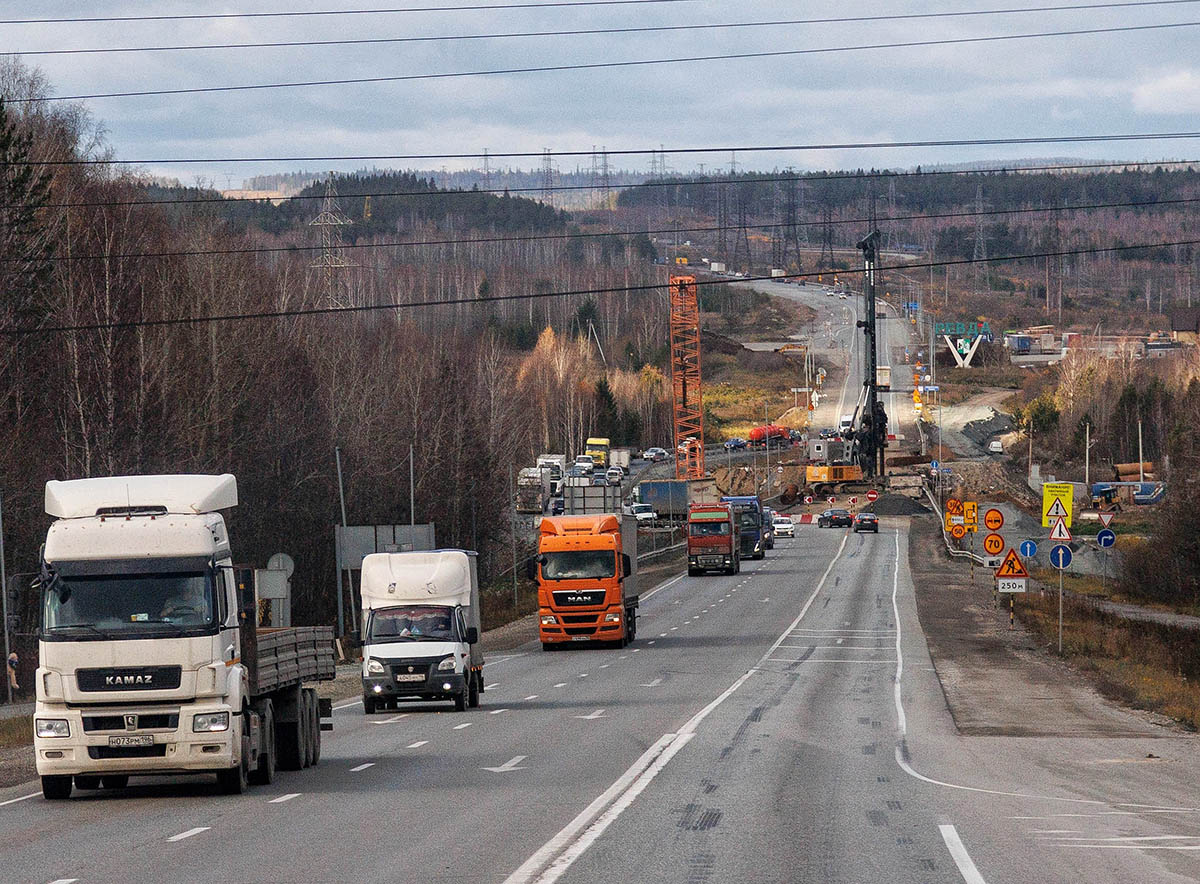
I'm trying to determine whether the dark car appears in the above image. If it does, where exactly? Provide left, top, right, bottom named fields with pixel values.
left=817, top=508, right=853, bottom=528
left=761, top=507, right=776, bottom=549
left=723, top=438, right=747, bottom=451
left=853, top=512, right=880, bottom=533
left=591, top=474, right=609, bottom=486
left=818, top=427, right=837, bottom=439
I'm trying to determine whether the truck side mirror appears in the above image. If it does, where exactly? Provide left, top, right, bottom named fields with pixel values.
left=465, top=626, right=479, bottom=644
left=235, top=567, right=256, bottom=625
left=525, top=557, right=539, bottom=581
left=621, top=554, right=632, bottom=578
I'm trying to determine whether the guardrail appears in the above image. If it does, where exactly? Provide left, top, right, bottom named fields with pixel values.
left=922, top=484, right=992, bottom=566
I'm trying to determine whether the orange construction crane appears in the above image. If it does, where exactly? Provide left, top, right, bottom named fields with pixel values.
left=669, top=274, right=705, bottom=479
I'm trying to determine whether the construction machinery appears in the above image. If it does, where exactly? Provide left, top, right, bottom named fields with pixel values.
left=669, top=275, right=705, bottom=480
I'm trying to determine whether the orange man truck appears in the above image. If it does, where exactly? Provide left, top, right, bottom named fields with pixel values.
left=687, top=502, right=739, bottom=576
left=531, top=514, right=639, bottom=649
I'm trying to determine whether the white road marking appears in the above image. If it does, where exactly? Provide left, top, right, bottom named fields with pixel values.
left=167, top=827, right=210, bottom=843
left=659, top=633, right=667, bottom=637
left=761, top=598, right=770, bottom=602
left=406, top=741, right=428, bottom=749
left=631, top=649, right=640, bottom=653
left=939, top=825, right=986, bottom=884
left=575, top=709, right=606, bottom=720
left=483, top=755, right=528, bottom=773
left=641, top=572, right=687, bottom=602
left=269, top=793, right=300, bottom=804
left=647, top=640, right=656, bottom=645
left=669, top=627, right=678, bottom=631
left=578, top=673, right=588, bottom=678
left=484, top=654, right=527, bottom=668
left=488, top=684, right=501, bottom=690
left=332, top=700, right=361, bottom=711
left=350, top=762, right=375, bottom=772
left=1052, top=835, right=1200, bottom=842
left=599, top=664, right=610, bottom=669
left=1057, top=844, right=1200, bottom=851
left=454, top=722, right=473, bottom=730
left=48, top=879, right=79, bottom=883
left=640, top=678, right=663, bottom=687
left=836, top=638, right=844, bottom=645
left=374, top=713, right=409, bottom=725
left=777, top=645, right=891, bottom=651
left=506, top=532, right=852, bottom=884
left=0, top=792, right=39, bottom=808
left=524, top=695, right=539, bottom=701
left=489, top=708, right=509, bottom=715
left=554, top=683, right=567, bottom=688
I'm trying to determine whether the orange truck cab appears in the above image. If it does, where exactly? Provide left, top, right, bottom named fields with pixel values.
left=531, top=514, right=639, bottom=649
left=687, top=502, right=740, bottom=576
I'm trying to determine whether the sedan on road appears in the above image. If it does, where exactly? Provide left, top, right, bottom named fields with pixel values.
left=605, top=467, right=623, bottom=485
left=853, top=512, right=880, bottom=533
left=643, top=447, right=669, bottom=462
left=723, top=438, right=747, bottom=450
left=817, top=509, right=853, bottom=528
left=772, top=515, right=794, bottom=537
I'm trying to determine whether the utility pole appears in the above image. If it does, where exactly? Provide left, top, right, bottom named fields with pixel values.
left=1138, top=419, right=1145, bottom=481
left=764, top=401, right=770, bottom=499
left=334, top=447, right=349, bottom=638
left=1085, top=421, right=1090, bottom=488
left=309, top=172, right=356, bottom=308
left=857, top=229, right=884, bottom=478
left=409, top=443, right=416, bottom=530
left=0, top=491, right=10, bottom=705
left=510, top=465, right=518, bottom=611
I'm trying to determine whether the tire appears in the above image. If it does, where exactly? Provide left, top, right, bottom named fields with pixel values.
left=310, top=697, right=322, bottom=767
left=42, top=775, right=72, bottom=800
left=302, top=690, right=315, bottom=769
left=74, top=775, right=101, bottom=790
left=467, top=672, right=481, bottom=708
left=541, top=642, right=558, bottom=652
left=101, top=775, right=128, bottom=790
left=363, top=695, right=377, bottom=714
left=687, top=568, right=699, bottom=577
left=453, top=680, right=468, bottom=711
left=250, top=700, right=275, bottom=786
left=627, top=611, right=637, bottom=643
left=217, top=724, right=250, bottom=794
left=276, top=694, right=305, bottom=771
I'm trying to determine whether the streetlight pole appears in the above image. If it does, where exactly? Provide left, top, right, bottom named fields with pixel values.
left=0, top=491, right=10, bottom=706
left=764, top=401, right=770, bottom=499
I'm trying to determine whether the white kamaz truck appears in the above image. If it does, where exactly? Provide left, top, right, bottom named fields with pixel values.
left=360, top=550, right=484, bottom=713
left=33, top=474, right=334, bottom=800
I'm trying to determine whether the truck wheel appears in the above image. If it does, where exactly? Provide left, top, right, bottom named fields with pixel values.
left=363, top=695, right=377, bottom=714
left=541, top=642, right=557, bottom=652
left=302, top=690, right=316, bottom=768
left=454, top=680, right=468, bottom=711
left=628, top=611, right=637, bottom=642
left=276, top=698, right=305, bottom=771
left=468, top=672, right=481, bottom=708
left=308, top=690, right=322, bottom=766
left=41, top=775, right=72, bottom=800
left=217, top=725, right=250, bottom=794
left=101, top=775, right=128, bottom=790
left=74, top=775, right=101, bottom=790
left=687, top=567, right=698, bottom=577
left=249, top=700, right=276, bottom=786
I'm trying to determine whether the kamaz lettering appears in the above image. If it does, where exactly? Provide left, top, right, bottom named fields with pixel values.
left=105, top=674, right=153, bottom=686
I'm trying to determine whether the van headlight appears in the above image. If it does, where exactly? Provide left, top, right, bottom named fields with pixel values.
left=367, top=658, right=385, bottom=675
left=36, top=719, right=70, bottom=738
left=192, top=712, right=229, bottom=733
left=436, top=656, right=457, bottom=672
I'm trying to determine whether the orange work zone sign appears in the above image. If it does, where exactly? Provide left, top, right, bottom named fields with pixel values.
left=995, top=549, right=1029, bottom=579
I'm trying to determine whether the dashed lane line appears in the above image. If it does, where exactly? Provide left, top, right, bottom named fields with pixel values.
left=167, top=827, right=210, bottom=843
left=490, top=708, right=509, bottom=715
left=454, top=722, right=473, bottom=730
left=0, top=792, right=39, bottom=808
left=938, top=825, right=987, bottom=884
left=524, top=695, right=538, bottom=701
left=269, top=793, right=300, bottom=804
left=407, top=741, right=428, bottom=749
left=350, top=762, right=375, bottom=772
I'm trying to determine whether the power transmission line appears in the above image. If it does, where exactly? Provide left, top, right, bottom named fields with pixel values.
left=0, top=0, right=700, bottom=26
left=12, top=1, right=1200, bottom=57
left=13, top=159, right=1197, bottom=212
left=15, top=20, right=1200, bottom=104
left=10, top=236, right=1200, bottom=336
left=13, top=194, right=1200, bottom=266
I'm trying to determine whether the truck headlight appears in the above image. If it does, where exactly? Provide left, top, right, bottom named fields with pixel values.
left=193, top=712, right=230, bottom=733
left=36, top=719, right=70, bottom=738
left=367, top=658, right=385, bottom=675
left=540, top=615, right=557, bottom=626
left=604, top=612, right=621, bottom=623
left=436, top=656, right=457, bottom=672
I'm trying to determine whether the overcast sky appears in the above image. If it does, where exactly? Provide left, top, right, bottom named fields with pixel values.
left=8, top=0, right=1200, bottom=185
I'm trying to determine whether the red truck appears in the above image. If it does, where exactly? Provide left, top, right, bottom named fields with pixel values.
left=748, top=424, right=789, bottom=448
left=687, top=502, right=739, bottom=576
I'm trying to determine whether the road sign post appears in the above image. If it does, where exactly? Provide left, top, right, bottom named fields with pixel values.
left=1049, top=543, right=1073, bottom=654
left=1096, top=527, right=1116, bottom=590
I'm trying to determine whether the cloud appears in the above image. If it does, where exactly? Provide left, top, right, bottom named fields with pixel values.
left=1132, top=69, right=1200, bottom=114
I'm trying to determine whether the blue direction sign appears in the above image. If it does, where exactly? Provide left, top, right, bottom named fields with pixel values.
left=1050, top=544, right=1073, bottom=570
left=1096, top=528, right=1116, bottom=549
left=1019, top=539, right=1038, bottom=558
left=930, top=460, right=940, bottom=470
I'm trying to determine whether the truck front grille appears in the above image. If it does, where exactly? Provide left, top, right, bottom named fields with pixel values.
left=551, top=590, right=606, bottom=607
left=88, top=745, right=167, bottom=759
left=77, top=666, right=182, bottom=692
left=82, top=713, right=179, bottom=733
left=564, top=627, right=598, bottom=636
left=561, top=615, right=599, bottom=624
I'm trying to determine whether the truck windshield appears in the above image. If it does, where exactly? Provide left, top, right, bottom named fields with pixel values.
left=42, top=570, right=217, bottom=640
left=367, top=605, right=457, bottom=643
left=541, top=550, right=616, bottom=580
left=689, top=521, right=731, bottom=536
left=737, top=512, right=761, bottom=529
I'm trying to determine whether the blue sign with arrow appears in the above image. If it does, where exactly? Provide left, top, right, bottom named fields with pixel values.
left=1050, top=544, right=1073, bottom=570
left=1020, top=539, right=1038, bottom=558
left=1096, top=528, right=1116, bottom=549
left=930, top=460, right=939, bottom=470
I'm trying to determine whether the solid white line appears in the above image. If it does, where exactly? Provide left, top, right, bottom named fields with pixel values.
left=891, top=529, right=906, bottom=736
left=454, top=722, right=472, bottom=730
left=641, top=571, right=687, bottom=602
left=1052, top=835, right=1200, bottom=842
left=939, top=825, right=986, bottom=884
left=167, top=827, right=210, bottom=843
left=776, top=645, right=892, bottom=651
left=48, top=879, right=79, bottom=884
left=506, top=533, right=851, bottom=884
left=0, top=792, right=39, bottom=808
left=770, top=659, right=894, bottom=665
left=484, top=654, right=527, bottom=668
left=406, top=741, right=428, bottom=748
left=269, top=793, right=300, bottom=804
left=374, top=713, right=408, bottom=725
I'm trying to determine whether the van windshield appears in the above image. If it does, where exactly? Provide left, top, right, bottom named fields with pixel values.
left=42, top=570, right=217, bottom=640
left=541, top=550, right=616, bottom=580
left=368, top=605, right=457, bottom=643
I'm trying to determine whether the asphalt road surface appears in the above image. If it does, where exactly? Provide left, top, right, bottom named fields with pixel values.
left=5, top=520, right=1200, bottom=883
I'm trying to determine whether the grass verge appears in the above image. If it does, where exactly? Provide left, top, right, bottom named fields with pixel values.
left=0, top=715, right=32, bottom=749
left=1018, top=590, right=1200, bottom=729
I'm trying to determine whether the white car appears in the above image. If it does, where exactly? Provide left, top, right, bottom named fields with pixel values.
left=643, top=447, right=668, bottom=462
left=772, top=516, right=794, bottom=538
left=605, top=467, right=624, bottom=485
left=625, top=503, right=658, bottom=523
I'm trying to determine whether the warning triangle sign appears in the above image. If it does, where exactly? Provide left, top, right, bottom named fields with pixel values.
left=995, top=549, right=1029, bottom=578
left=1098, top=513, right=1115, bottom=528
left=1049, top=517, right=1072, bottom=542
left=1045, top=498, right=1069, bottom=519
